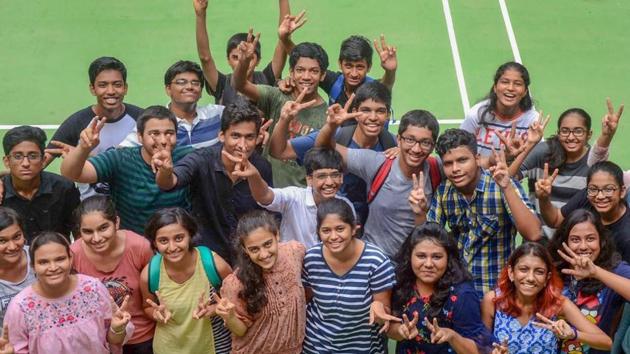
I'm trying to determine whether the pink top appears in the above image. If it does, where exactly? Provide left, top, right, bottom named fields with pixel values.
left=221, top=241, right=306, bottom=354
left=4, top=274, right=133, bottom=354
left=71, top=230, right=154, bottom=344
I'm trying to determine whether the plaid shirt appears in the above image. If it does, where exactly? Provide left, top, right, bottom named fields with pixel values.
left=427, top=169, right=534, bottom=296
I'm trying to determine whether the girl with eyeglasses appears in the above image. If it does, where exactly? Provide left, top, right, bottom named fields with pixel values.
left=537, top=161, right=630, bottom=262
left=548, top=209, right=630, bottom=354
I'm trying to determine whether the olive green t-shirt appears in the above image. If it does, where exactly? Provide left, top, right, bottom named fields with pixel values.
left=256, top=85, right=327, bottom=187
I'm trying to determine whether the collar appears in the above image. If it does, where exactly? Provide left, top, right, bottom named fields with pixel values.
left=305, top=186, right=317, bottom=207
left=475, top=169, right=491, bottom=193
left=3, top=172, right=53, bottom=200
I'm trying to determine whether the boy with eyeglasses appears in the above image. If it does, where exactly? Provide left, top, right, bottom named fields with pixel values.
left=315, top=107, right=442, bottom=261
left=2, top=126, right=79, bottom=242
left=225, top=145, right=354, bottom=248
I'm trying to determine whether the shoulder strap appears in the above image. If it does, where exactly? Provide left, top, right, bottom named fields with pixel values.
left=367, top=158, right=395, bottom=204
left=426, top=156, right=442, bottom=191
left=328, top=74, right=346, bottom=105
left=148, top=253, right=163, bottom=296
left=335, top=125, right=357, bottom=147
left=197, top=246, right=222, bottom=289
left=377, top=130, right=397, bottom=149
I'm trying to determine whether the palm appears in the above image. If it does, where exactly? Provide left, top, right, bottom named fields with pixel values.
left=193, top=0, right=208, bottom=15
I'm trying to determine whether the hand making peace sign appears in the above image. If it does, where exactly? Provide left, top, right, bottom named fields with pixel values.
left=279, top=88, right=317, bottom=123
left=408, top=172, right=428, bottom=215
left=146, top=291, right=173, bottom=324
left=110, top=295, right=132, bottom=333
left=213, top=292, right=237, bottom=323
left=532, top=313, right=576, bottom=341
left=79, top=116, right=106, bottom=150
left=374, top=34, right=397, bottom=72
left=526, top=111, right=551, bottom=146
left=425, top=317, right=458, bottom=344
left=396, top=312, right=420, bottom=340
left=557, top=242, right=598, bottom=280
left=491, top=338, right=509, bottom=354
left=601, top=97, right=624, bottom=137
left=488, top=147, right=511, bottom=189
left=151, top=139, right=174, bottom=174
left=192, top=291, right=217, bottom=320
left=496, top=121, right=526, bottom=159
left=278, top=10, right=307, bottom=41
left=326, top=93, right=362, bottom=127
left=534, top=163, right=559, bottom=200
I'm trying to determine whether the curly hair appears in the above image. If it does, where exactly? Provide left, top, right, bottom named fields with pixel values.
left=548, top=209, right=620, bottom=296
left=478, top=61, right=533, bottom=127
left=392, top=222, right=471, bottom=318
left=234, top=210, right=279, bottom=315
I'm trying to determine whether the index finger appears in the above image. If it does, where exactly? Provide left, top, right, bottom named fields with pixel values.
left=146, top=298, right=160, bottom=309
left=247, top=27, right=253, bottom=42
left=221, top=150, right=242, bottom=163
left=549, top=168, right=559, bottom=183
left=252, top=32, right=261, bottom=49
left=155, top=290, right=165, bottom=304
left=295, top=87, right=307, bottom=104
left=607, top=97, right=614, bottom=115
left=380, top=34, right=387, bottom=49
left=119, top=295, right=130, bottom=312
left=561, top=241, right=580, bottom=259
left=433, top=317, right=441, bottom=330
left=297, top=99, right=317, bottom=110
left=543, top=162, right=549, bottom=179
left=535, top=312, right=554, bottom=324
left=343, top=93, right=356, bottom=113
left=294, top=9, right=306, bottom=23
left=509, top=121, right=517, bottom=139
left=424, top=317, right=435, bottom=332
left=412, top=173, right=419, bottom=190
left=49, top=140, right=70, bottom=148
left=211, top=291, right=222, bottom=303
left=94, top=116, right=106, bottom=134
left=417, top=171, right=425, bottom=189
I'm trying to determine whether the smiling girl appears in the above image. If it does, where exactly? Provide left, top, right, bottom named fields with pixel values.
left=139, top=207, right=232, bottom=354
left=549, top=209, right=630, bottom=354
left=302, top=198, right=397, bottom=354
left=481, top=242, right=610, bottom=354
left=215, top=210, right=306, bottom=353
left=4, top=231, right=133, bottom=354
left=70, top=196, right=155, bottom=354
left=0, top=208, right=35, bottom=324
left=388, top=222, right=491, bottom=354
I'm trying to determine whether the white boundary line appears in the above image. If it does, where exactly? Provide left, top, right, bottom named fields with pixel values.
left=0, top=125, right=60, bottom=130
left=498, top=0, right=523, bottom=63
left=441, top=0, right=470, bottom=114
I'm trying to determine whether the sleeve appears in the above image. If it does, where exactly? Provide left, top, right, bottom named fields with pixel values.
left=48, top=114, right=84, bottom=148
left=451, top=284, right=496, bottom=350
left=587, top=144, right=609, bottom=167
left=4, top=297, right=29, bottom=354
left=319, top=70, right=340, bottom=94
left=220, top=275, right=254, bottom=327
left=207, top=70, right=228, bottom=100
left=88, top=149, right=121, bottom=182
left=560, top=189, right=590, bottom=218
left=290, top=131, right=318, bottom=165
left=301, top=252, right=312, bottom=289
left=62, top=183, right=81, bottom=238
left=173, top=150, right=202, bottom=189
left=519, top=142, right=547, bottom=176
left=369, top=254, right=396, bottom=294
left=290, top=241, right=307, bottom=265
left=255, top=85, right=277, bottom=118
left=118, top=127, right=140, bottom=148
left=255, top=157, right=274, bottom=188
left=346, top=149, right=385, bottom=183
left=260, top=62, right=276, bottom=85
left=427, top=184, right=447, bottom=225
left=262, top=187, right=295, bottom=213
left=459, top=106, right=480, bottom=134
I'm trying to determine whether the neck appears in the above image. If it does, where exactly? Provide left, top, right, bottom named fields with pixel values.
left=398, top=158, right=423, bottom=179
left=93, top=104, right=124, bottom=120
left=36, top=274, right=74, bottom=299
left=564, top=146, right=588, bottom=163
left=600, top=204, right=627, bottom=224
left=11, top=175, right=41, bottom=199
left=415, top=279, right=434, bottom=297
left=292, top=89, right=321, bottom=105
left=352, top=128, right=378, bottom=148
left=169, top=101, right=197, bottom=122
left=515, top=293, right=537, bottom=313
left=312, top=190, right=326, bottom=206
left=327, top=238, right=359, bottom=262
left=165, top=249, right=195, bottom=272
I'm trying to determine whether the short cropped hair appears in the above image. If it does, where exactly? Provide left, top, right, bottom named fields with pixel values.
left=137, top=106, right=177, bottom=134
left=303, top=147, right=344, bottom=176
left=397, top=110, right=439, bottom=142
left=339, top=35, right=373, bottom=67
left=88, top=57, right=127, bottom=85
left=220, top=97, right=262, bottom=133
left=3, top=126, right=47, bottom=155
left=289, top=42, right=329, bottom=72
left=164, top=60, right=205, bottom=90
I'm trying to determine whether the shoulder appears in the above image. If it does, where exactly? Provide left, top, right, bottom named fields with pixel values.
left=465, top=100, right=490, bottom=118
left=63, top=106, right=96, bottom=125
left=125, top=104, right=144, bottom=118
left=124, top=230, right=152, bottom=249
left=41, top=171, right=75, bottom=188
left=362, top=242, right=392, bottom=264
left=283, top=240, right=306, bottom=260
left=197, top=104, right=224, bottom=118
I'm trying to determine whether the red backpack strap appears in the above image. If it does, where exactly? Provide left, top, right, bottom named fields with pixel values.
left=426, top=156, right=442, bottom=191
left=367, top=158, right=395, bottom=204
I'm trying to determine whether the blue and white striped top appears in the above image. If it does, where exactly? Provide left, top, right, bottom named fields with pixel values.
left=301, top=241, right=396, bottom=354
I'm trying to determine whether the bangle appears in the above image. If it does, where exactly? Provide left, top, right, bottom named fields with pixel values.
left=569, top=325, right=578, bottom=341
left=110, top=325, right=125, bottom=335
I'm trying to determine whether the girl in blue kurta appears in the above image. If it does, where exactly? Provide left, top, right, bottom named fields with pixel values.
left=388, top=222, right=492, bottom=354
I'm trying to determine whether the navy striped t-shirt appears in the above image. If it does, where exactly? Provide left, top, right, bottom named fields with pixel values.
left=302, top=242, right=396, bottom=354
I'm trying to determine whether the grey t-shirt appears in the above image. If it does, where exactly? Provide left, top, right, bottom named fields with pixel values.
left=347, top=149, right=434, bottom=260
left=0, top=246, right=36, bottom=323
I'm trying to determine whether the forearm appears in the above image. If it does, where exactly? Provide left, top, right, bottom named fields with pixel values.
left=271, top=40, right=288, bottom=80
left=60, top=147, right=91, bottom=181
left=269, top=118, right=295, bottom=160
left=588, top=141, right=609, bottom=166
left=593, top=266, right=630, bottom=301
left=596, top=132, right=614, bottom=149
left=414, top=212, right=427, bottom=226
left=195, top=12, right=218, bottom=91
left=247, top=172, right=274, bottom=205
left=107, top=325, right=127, bottom=345
left=380, top=69, right=396, bottom=90
left=156, top=169, right=177, bottom=191
left=314, top=123, right=338, bottom=149
left=449, top=334, right=479, bottom=354
left=508, top=142, right=536, bottom=177
left=576, top=330, right=612, bottom=350
left=225, top=315, right=248, bottom=337
left=538, top=196, right=563, bottom=228
left=503, top=184, right=541, bottom=241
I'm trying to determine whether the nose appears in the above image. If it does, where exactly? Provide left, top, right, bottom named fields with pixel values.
left=259, top=248, right=269, bottom=259
left=525, top=271, right=535, bottom=282
left=6, top=240, right=19, bottom=252
left=92, top=231, right=103, bottom=243
left=424, top=258, right=434, bottom=268
left=20, top=158, right=31, bottom=167
left=105, top=84, right=116, bottom=94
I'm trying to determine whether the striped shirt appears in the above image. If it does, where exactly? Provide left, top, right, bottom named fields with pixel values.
left=427, top=169, right=533, bottom=296
left=89, top=146, right=191, bottom=235
left=301, top=242, right=396, bottom=354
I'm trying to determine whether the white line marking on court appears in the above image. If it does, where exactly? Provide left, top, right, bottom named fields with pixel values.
left=389, top=119, right=463, bottom=126
left=498, top=0, right=522, bottom=63
left=441, top=0, right=470, bottom=114
left=0, top=125, right=60, bottom=130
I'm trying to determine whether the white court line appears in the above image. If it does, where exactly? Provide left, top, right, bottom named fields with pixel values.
left=0, top=125, right=60, bottom=130
left=498, top=0, right=523, bottom=63
left=389, top=119, right=463, bottom=126
left=441, top=0, right=470, bottom=114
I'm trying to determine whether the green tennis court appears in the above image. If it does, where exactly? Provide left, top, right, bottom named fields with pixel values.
left=1, top=0, right=629, bottom=172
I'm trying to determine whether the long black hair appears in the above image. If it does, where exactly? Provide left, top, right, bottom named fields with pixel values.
left=392, top=222, right=471, bottom=318
left=234, top=210, right=279, bottom=315
left=545, top=108, right=592, bottom=171
left=479, top=62, right=533, bottom=127
left=549, top=209, right=620, bottom=296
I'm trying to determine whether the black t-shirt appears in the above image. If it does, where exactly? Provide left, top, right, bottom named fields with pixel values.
left=207, top=62, right=276, bottom=106
left=561, top=190, right=630, bottom=262
left=172, top=144, right=273, bottom=263
left=320, top=70, right=345, bottom=105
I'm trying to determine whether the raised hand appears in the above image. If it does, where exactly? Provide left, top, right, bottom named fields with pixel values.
left=491, top=338, right=509, bottom=354
left=278, top=10, right=307, bottom=40
left=79, top=116, right=106, bottom=150
left=408, top=172, right=428, bottom=215
left=276, top=77, right=295, bottom=94
left=425, top=317, right=456, bottom=344
left=533, top=313, right=575, bottom=340
left=488, top=148, right=511, bottom=189
left=110, top=295, right=132, bottom=332
left=213, top=293, right=237, bottom=322
left=192, top=0, right=208, bottom=16
left=397, top=312, right=420, bottom=340
left=192, top=291, right=217, bottom=320
left=326, top=94, right=362, bottom=127
left=151, top=140, right=174, bottom=174
left=534, top=163, right=559, bottom=200
left=0, top=324, right=13, bottom=354
left=369, top=300, right=402, bottom=334
left=496, top=122, right=526, bottom=159
left=601, top=98, right=624, bottom=137
left=146, top=291, right=173, bottom=324
left=279, top=88, right=317, bottom=123
left=237, top=28, right=261, bottom=63
left=45, top=140, right=75, bottom=159
left=557, top=242, right=598, bottom=280
left=222, top=150, right=258, bottom=179
left=256, top=118, right=274, bottom=147
left=526, top=111, right=551, bottom=145
left=374, top=34, right=397, bottom=72
left=383, top=146, right=399, bottom=159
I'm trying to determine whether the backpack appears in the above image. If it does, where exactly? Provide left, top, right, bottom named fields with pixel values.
left=148, top=246, right=222, bottom=295
left=328, top=74, right=375, bottom=106
left=335, top=125, right=397, bottom=150
left=367, top=156, right=441, bottom=204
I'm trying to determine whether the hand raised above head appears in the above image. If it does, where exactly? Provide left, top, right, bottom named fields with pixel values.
left=602, top=97, right=624, bottom=137
left=374, top=34, right=397, bottom=71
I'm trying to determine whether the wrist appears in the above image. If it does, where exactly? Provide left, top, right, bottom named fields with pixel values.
left=110, top=325, right=125, bottom=335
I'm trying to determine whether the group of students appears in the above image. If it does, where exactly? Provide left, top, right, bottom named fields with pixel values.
left=0, top=0, right=629, bottom=353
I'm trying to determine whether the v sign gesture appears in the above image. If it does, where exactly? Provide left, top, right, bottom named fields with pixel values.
left=534, top=163, right=559, bottom=200
left=279, top=88, right=317, bottom=123
left=374, top=34, right=397, bottom=72
left=326, top=94, right=362, bottom=127
left=602, top=98, right=624, bottom=138
left=110, top=295, right=131, bottom=333
left=425, top=317, right=457, bottom=345
left=408, top=172, right=428, bottom=215
left=146, top=291, right=173, bottom=324
left=79, top=116, right=106, bottom=151
left=557, top=242, right=599, bottom=281
left=396, top=312, right=420, bottom=340
left=488, top=148, right=511, bottom=189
